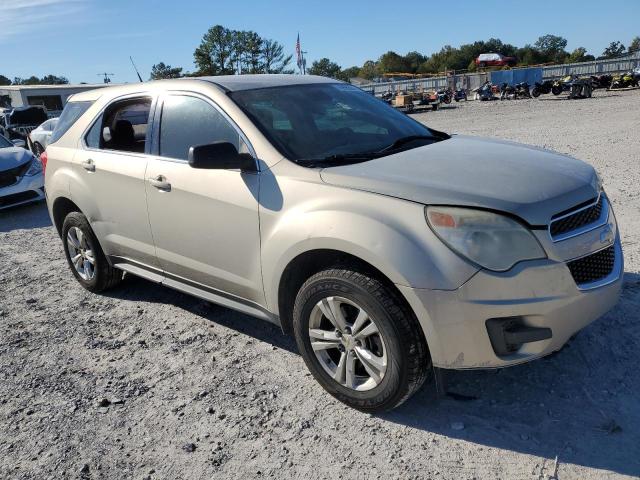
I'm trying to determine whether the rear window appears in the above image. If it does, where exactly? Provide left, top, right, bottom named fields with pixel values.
left=50, top=101, right=93, bottom=144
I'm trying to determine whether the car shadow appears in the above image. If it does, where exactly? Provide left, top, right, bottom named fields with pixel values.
left=0, top=201, right=51, bottom=233
left=102, top=274, right=298, bottom=354
left=103, top=268, right=640, bottom=477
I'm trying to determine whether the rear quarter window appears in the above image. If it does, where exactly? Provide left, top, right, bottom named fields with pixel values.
left=50, top=101, right=93, bottom=144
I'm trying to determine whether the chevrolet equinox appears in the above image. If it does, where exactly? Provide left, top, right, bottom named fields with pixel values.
left=44, top=75, right=623, bottom=411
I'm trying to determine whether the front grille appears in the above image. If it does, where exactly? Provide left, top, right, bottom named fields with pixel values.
left=567, top=245, right=615, bottom=285
left=0, top=190, right=39, bottom=207
left=0, top=162, right=30, bottom=188
left=550, top=196, right=603, bottom=238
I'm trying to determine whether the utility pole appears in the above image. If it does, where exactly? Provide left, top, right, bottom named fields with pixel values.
left=301, top=51, right=307, bottom=75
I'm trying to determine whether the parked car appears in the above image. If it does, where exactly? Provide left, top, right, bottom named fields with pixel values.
left=475, top=53, right=517, bottom=68
left=0, top=106, right=49, bottom=144
left=45, top=76, right=622, bottom=412
left=0, top=133, right=44, bottom=209
left=29, top=118, right=59, bottom=156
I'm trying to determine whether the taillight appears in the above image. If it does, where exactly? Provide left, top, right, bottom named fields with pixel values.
left=40, top=150, right=48, bottom=175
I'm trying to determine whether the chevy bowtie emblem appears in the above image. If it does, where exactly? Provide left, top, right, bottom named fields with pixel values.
left=600, top=225, right=614, bottom=245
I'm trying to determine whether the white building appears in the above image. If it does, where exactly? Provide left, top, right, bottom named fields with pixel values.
left=0, top=84, right=109, bottom=117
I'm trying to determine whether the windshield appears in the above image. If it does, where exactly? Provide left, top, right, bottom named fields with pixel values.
left=0, top=134, right=12, bottom=148
left=229, top=83, right=445, bottom=165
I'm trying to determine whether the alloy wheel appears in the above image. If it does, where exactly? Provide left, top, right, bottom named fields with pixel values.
left=308, top=296, right=388, bottom=391
left=66, top=226, right=95, bottom=281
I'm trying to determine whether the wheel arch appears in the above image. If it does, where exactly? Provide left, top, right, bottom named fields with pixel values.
left=276, top=248, right=420, bottom=339
left=52, top=196, right=82, bottom=236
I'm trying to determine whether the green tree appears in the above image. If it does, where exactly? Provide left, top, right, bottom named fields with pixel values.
left=260, top=38, right=293, bottom=74
left=341, top=66, right=361, bottom=81
left=404, top=51, right=427, bottom=73
left=534, top=34, right=568, bottom=63
left=600, top=41, right=626, bottom=59
left=0, top=74, right=11, bottom=86
left=194, top=25, right=235, bottom=75
left=629, top=36, right=640, bottom=53
left=150, top=62, right=183, bottom=80
left=566, top=47, right=595, bottom=63
left=308, top=57, right=343, bottom=79
left=40, top=74, right=69, bottom=84
left=13, top=76, right=41, bottom=85
left=358, top=60, right=379, bottom=80
left=377, top=51, right=411, bottom=73
left=235, top=31, right=263, bottom=74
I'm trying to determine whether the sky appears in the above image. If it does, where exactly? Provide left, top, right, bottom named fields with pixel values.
left=1, top=0, right=639, bottom=84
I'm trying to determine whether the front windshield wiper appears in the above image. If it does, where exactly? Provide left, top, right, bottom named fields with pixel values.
left=297, top=152, right=382, bottom=168
left=376, top=135, right=436, bottom=153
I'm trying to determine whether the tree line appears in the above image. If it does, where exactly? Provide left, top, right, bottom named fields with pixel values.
left=308, top=35, right=640, bottom=81
left=0, top=74, right=69, bottom=86
left=150, top=25, right=292, bottom=80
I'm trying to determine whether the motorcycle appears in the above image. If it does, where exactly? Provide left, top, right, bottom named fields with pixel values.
left=552, top=75, right=575, bottom=95
left=590, top=74, right=612, bottom=89
left=453, top=88, right=467, bottom=101
left=610, top=71, right=638, bottom=89
left=500, top=82, right=531, bottom=100
left=474, top=81, right=495, bottom=101
left=436, top=88, right=452, bottom=104
left=531, top=80, right=553, bottom=97
left=500, top=82, right=515, bottom=100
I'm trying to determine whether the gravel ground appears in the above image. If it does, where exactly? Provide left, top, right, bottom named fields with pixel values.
left=1, top=89, right=639, bottom=480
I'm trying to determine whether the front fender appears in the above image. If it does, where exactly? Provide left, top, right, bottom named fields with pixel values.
left=259, top=173, right=479, bottom=314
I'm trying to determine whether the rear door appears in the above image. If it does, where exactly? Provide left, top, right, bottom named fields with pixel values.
left=144, top=92, right=263, bottom=304
left=71, top=95, right=160, bottom=269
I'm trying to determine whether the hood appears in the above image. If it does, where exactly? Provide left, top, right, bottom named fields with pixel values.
left=319, top=135, right=598, bottom=226
left=6, top=107, right=48, bottom=126
left=0, top=147, right=35, bottom=171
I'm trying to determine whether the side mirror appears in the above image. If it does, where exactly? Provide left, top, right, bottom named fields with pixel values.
left=12, top=139, right=26, bottom=148
left=188, top=142, right=257, bottom=171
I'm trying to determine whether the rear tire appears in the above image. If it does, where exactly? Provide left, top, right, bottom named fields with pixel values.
left=61, top=212, right=123, bottom=292
left=292, top=267, right=431, bottom=412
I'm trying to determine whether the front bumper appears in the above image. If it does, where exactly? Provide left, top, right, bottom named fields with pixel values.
left=399, top=235, right=623, bottom=369
left=0, top=173, right=45, bottom=210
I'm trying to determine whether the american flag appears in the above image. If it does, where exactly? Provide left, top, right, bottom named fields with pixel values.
left=296, top=33, right=302, bottom=71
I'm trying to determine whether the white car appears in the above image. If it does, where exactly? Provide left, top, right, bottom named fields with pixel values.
left=29, top=118, right=58, bottom=156
left=0, top=133, right=44, bottom=209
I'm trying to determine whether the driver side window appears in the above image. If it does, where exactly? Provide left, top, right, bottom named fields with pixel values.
left=159, top=95, right=244, bottom=161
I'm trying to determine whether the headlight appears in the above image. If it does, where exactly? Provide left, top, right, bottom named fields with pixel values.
left=24, top=157, right=43, bottom=176
left=426, top=206, right=546, bottom=271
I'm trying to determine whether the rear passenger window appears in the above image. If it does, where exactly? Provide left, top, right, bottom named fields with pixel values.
left=159, top=95, right=240, bottom=161
left=50, top=101, right=93, bottom=144
left=97, top=97, right=152, bottom=153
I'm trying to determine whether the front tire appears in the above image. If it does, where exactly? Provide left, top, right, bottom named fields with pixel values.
left=62, top=212, right=123, bottom=292
left=292, top=268, right=430, bottom=412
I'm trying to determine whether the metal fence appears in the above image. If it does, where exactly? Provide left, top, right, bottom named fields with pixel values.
left=541, top=51, right=640, bottom=78
left=358, top=51, right=640, bottom=93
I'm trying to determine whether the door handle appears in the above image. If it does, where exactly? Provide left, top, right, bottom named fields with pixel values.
left=81, top=159, right=95, bottom=172
left=148, top=175, right=171, bottom=191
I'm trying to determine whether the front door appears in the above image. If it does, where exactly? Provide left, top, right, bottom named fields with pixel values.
left=144, top=93, right=263, bottom=304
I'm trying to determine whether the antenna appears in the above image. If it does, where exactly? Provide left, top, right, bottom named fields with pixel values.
left=97, top=72, right=115, bottom=84
left=129, top=56, right=143, bottom=82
